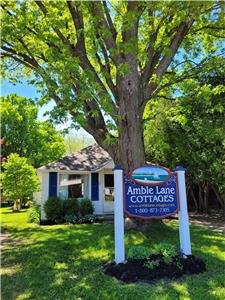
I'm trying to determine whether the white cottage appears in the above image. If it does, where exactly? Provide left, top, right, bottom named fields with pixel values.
left=36, top=144, right=115, bottom=220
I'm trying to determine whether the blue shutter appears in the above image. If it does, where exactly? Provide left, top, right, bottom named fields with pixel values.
left=91, top=173, right=99, bottom=201
left=49, top=172, right=58, bottom=197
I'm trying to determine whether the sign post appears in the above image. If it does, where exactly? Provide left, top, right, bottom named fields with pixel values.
left=113, top=163, right=191, bottom=264
left=113, top=166, right=125, bottom=263
left=174, top=166, right=191, bottom=255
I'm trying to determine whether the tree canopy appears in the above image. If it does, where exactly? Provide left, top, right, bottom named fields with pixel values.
left=1, top=1, right=224, bottom=169
left=144, top=65, right=225, bottom=212
left=1, top=153, right=40, bottom=210
left=1, top=94, right=66, bottom=168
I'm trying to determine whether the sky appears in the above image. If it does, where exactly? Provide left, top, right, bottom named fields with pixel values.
left=1, top=79, right=91, bottom=138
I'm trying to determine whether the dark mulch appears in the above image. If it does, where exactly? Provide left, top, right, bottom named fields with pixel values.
left=104, top=254, right=206, bottom=284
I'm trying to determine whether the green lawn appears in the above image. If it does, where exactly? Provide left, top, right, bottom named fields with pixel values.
left=1, top=207, right=225, bottom=300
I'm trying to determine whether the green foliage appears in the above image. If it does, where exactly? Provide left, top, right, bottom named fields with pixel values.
left=1, top=1, right=224, bottom=155
left=64, top=214, right=96, bottom=224
left=1, top=94, right=65, bottom=168
left=1, top=207, right=225, bottom=300
left=44, top=196, right=62, bottom=222
left=155, top=242, right=177, bottom=264
left=27, top=205, right=41, bottom=224
left=64, top=214, right=79, bottom=224
left=127, top=245, right=150, bottom=260
left=62, top=198, right=80, bottom=216
left=79, top=198, right=94, bottom=216
left=144, top=67, right=225, bottom=207
left=145, top=259, right=160, bottom=270
left=1, top=154, right=39, bottom=210
left=45, top=197, right=94, bottom=222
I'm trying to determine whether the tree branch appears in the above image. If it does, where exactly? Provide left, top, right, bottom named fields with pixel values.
left=88, top=1, right=119, bottom=64
left=36, top=0, right=117, bottom=118
left=102, top=0, right=117, bottom=41
left=155, top=16, right=194, bottom=80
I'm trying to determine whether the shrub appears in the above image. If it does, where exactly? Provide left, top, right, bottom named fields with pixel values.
left=79, top=198, right=93, bottom=216
left=64, top=214, right=79, bottom=224
left=127, top=245, right=150, bottom=259
left=27, top=205, right=41, bottom=224
left=79, top=214, right=96, bottom=223
left=44, top=196, right=62, bottom=221
left=62, top=198, right=80, bottom=216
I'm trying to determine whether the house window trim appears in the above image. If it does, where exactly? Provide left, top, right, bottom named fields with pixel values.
left=57, top=172, right=89, bottom=199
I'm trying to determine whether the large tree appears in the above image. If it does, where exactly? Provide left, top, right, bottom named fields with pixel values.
left=1, top=1, right=224, bottom=170
left=1, top=94, right=65, bottom=168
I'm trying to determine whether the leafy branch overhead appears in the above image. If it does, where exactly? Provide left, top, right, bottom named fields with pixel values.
left=1, top=1, right=224, bottom=165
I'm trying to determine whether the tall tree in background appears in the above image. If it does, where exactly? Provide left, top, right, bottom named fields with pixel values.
left=1, top=1, right=224, bottom=170
left=64, top=132, right=93, bottom=155
left=1, top=94, right=65, bottom=168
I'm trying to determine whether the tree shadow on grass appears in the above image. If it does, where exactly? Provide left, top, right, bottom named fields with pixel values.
left=1, top=220, right=225, bottom=300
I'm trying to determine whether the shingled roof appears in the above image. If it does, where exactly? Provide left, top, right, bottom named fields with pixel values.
left=38, top=144, right=112, bottom=172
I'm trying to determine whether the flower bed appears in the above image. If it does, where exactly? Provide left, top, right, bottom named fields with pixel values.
left=104, top=254, right=206, bottom=283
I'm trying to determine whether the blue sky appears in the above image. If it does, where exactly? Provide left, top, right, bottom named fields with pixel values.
left=1, top=79, right=91, bottom=137
left=1, top=79, right=52, bottom=121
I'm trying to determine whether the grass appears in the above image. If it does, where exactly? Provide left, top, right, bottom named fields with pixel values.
left=1, top=207, right=225, bottom=300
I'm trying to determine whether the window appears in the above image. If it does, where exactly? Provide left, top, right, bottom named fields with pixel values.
left=59, top=174, right=84, bottom=199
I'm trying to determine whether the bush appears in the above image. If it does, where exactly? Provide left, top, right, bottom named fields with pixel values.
left=44, top=196, right=62, bottom=221
left=64, top=214, right=79, bottom=224
left=64, top=214, right=96, bottom=224
left=62, top=198, right=80, bottom=216
left=27, top=205, right=41, bottom=224
left=79, top=198, right=93, bottom=216
left=127, top=245, right=150, bottom=259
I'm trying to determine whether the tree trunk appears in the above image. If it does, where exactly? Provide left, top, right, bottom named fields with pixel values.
left=203, top=182, right=209, bottom=214
left=13, top=199, right=21, bottom=212
left=198, top=184, right=204, bottom=213
left=113, top=56, right=146, bottom=172
left=190, top=187, right=199, bottom=212
left=211, top=185, right=225, bottom=215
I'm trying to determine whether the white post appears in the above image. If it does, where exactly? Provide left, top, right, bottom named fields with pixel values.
left=175, top=166, right=192, bottom=255
left=113, top=166, right=125, bottom=263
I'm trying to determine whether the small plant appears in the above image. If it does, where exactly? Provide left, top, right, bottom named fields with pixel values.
left=62, top=198, right=80, bottom=216
left=27, top=205, right=41, bottom=224
left=81, top=214, right=96, bottom=223
left=155, top=242, right=177, bottom=264
left=64, top=214, right=78, bottom=224
left=44, top=196, right=62, bottom=221
left=145, top=259, right=160, bottom=270
left=127, top=245, right=150, bottom=259
left=79, top=198, right=94, bottom=216
left=174, top=257, right=184, bottom=270
left=145, top=260, right=154, bottom=270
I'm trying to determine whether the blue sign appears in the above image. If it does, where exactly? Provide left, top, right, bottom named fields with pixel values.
left=124, top=165, right=179, bottom=219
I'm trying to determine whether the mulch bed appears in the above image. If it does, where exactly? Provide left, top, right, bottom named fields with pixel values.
left=104, top=254, right=206, bottom=284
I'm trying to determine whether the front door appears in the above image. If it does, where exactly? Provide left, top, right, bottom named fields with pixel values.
left=103, top=174, right=114, bottom=213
